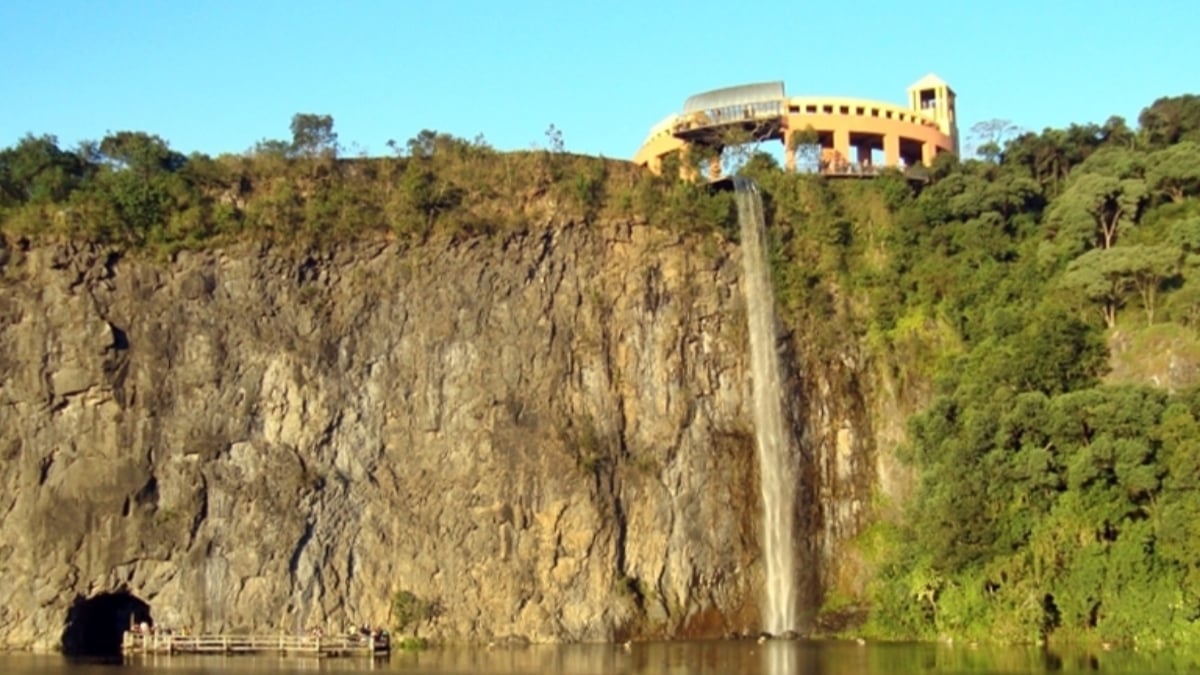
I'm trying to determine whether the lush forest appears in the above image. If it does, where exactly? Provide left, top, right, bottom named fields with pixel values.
left=3, top=96, right=1200, bottom=649
left=732, top=96, right=1200, bottom=649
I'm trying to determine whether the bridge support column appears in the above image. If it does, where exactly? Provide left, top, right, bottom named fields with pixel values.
left=921, top=142, right=935, bottom=166
left=833, top=128, right=851, bottom=167
left=884, top=134, right=900, bottom=168
left=784, top=144, right=796, bottom=172
left=856, top=144, right=872, bottom=167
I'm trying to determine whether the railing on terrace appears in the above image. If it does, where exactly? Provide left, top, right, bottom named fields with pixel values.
left=673, top=101, right=786, bottom=134
left=815, top=161, right=930, bottom=180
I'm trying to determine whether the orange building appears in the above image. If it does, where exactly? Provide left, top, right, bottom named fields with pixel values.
left=633, top=74, right=958, bottom=178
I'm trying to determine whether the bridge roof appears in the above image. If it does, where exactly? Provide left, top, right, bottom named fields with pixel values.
left=682, top=81, right=785, bottom=114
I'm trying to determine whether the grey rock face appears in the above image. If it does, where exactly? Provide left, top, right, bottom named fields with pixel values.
left=0, top=221, right=894, bottom=650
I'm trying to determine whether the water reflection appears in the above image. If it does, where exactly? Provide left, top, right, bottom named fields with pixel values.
left=763, top=640, right=801, bottom=675
left=2, top=639, right=1200, bottom=675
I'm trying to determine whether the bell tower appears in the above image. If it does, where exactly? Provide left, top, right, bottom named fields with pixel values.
left=908, top=73, right=958, bottom=155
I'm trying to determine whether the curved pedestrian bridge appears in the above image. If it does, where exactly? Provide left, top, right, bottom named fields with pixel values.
left=633, top=75, right=959, bottom=179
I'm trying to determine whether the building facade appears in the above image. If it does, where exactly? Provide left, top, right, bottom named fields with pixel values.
left=633, top=74, right=958, bottom=178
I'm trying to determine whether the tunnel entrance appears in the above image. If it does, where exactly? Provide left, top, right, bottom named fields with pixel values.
left=61, top=591, right=151, bottom=658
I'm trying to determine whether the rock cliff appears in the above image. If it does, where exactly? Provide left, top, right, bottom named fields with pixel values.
left=0, top=219, right=899, bottom=651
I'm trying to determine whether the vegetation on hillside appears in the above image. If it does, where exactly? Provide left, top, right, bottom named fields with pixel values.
left=728, top=96, right=1200, bottom=649
left=0, top=114, right=736, bottom=253
left=3, top=95, right=1200, bottom=649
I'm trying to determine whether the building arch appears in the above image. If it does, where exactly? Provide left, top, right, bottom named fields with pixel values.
left=633, top=74, right=958, bottom=179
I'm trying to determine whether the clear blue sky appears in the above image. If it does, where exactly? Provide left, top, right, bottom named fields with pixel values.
left=2, top=0, right=1196, bottom=159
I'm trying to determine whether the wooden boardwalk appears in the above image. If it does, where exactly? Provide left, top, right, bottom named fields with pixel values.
left=122, top=631, right=390, bottom=657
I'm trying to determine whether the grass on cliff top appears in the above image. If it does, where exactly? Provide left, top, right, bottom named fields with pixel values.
left=0, top=129, right=738, bottom=258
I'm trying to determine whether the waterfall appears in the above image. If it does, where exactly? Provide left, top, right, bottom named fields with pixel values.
left=733, top=176, right=797, bottom=635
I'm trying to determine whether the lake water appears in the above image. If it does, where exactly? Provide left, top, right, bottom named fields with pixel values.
left=2, top=640, right=1196, bottom=675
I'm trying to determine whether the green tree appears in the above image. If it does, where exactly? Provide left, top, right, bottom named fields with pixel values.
left=1138, top=94, right=1200, bottom=147
left=1101, top=115, right=1137, bottom=150
left=88, top=131, right=191, bottom=243
left=1164, top=278, right=1200, bottom=331
left=97, top=130, right=186, bottom=176
left=1154, top=400, right=1200, bottom=602
left=1124, top=245, right=1181, bottom=324
left=290, top=113, right=338, bottom=158
left=252, top=138, right=291, bottom=158
left=1163, top=221, right=1200, bottom=329
left=1046, top=172, right=1147, bottom=257
left=402, top=129, right=487, bottom=161
left=1074, top=145, right=1145, bottom=180
left=397, top=157, right=463, bottom=234
left=786, top=125, right=821, bottom=172
left=1145, top=141, right=1200, bottom=203
left=1003, top=123, right=1119, bottom=196
left=739, top=150, right=781, bottom=178
left=390, top=590, right=432, bottom=636
left=1058, top=247, right=1139, bottom=327
left=0, top=134, right=88, bottom=206
left=405, top=129, right=439, bottom=159
left=710, top=125, right=766, bottom=177
left=1169, top=215, right=1200, bottom=253
left=970, top=119, right=1022, bottom=162
left=1008, top=308, right=1109, bottom=394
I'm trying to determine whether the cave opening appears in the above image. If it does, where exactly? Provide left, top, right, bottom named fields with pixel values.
left=60, top=590, right=152, bottom=658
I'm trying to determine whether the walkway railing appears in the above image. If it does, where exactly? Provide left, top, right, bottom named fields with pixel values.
left=815, top=162, right=930, bottom=181
left=122, top=631, right=390, bottom=657
left=820, top=161, right=885, bottom=177
left=674, top=101, right=785, bottom=134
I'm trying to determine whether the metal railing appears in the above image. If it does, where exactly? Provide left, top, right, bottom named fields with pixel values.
left=815, top=160, right=930, bottom=180
left=122, top=631, right=390, bottom=657
left=673, top=101, right=785, bottom=134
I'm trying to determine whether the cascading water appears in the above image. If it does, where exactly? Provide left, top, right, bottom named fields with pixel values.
left=733, top=176, right=797, bottom=635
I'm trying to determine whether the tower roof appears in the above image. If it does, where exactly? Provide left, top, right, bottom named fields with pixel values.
left=908, top=73, right=953, bottom=93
